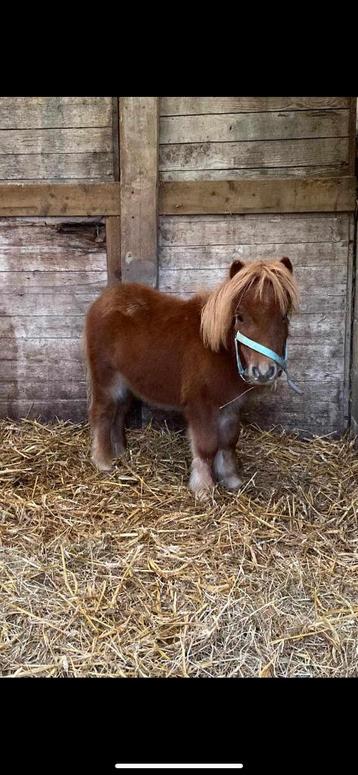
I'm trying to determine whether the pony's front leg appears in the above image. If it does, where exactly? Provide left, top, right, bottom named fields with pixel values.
left=187, top=412, right=219, bottom=500
left=214, top=406, right=242, bottom=491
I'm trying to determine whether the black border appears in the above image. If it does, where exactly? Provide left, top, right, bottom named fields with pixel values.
left=0, top=677, right=356, bottom=774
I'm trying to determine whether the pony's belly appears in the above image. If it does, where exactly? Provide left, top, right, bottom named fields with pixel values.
left=111, top=370, right=182, bottom=413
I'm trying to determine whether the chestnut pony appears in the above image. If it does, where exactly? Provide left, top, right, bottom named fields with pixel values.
left=84, top=257, right=299, bottom=498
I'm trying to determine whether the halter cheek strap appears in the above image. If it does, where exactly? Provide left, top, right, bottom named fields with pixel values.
left=235, top=330, right=303, bottom=395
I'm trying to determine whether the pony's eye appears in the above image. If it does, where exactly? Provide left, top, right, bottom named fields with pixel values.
left=236, top=313, right=243, bottom=323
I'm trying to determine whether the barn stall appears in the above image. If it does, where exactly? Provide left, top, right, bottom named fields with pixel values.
left=0, top=96, right=357, bottom=677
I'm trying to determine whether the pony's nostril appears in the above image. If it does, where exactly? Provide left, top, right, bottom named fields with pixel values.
left=252, top=366, right=260, bottom=379
left=267, top=365, right=275, bottom=379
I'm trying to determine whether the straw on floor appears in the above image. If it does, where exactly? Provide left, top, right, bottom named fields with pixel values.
left=0, top=418, right=357, bottom=677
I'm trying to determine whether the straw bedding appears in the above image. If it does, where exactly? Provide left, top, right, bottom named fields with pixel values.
left=0, top=418, right=357, bottom=677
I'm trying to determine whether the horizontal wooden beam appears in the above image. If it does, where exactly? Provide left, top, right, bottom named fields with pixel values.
left=159, top=177, right=357, bottom=215
left=0, top=177, right=355, bottom=218
left=0, top=182, right=120, bottom=216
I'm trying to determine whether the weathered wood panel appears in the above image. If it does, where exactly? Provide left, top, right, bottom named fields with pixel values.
left=0, top=183, right=120, bottom=216
left=161, top=110, right=349, bottom=144
left=0, top=97, right=116, bottom=182
left=120, top=97, right=159, bottom=286
left=0, top=128, right=112, bottom=155
left=160, top=166, right=353, bottom=181
left=0, top=316, right=86, bottom=338
left=0, top=219, right=107, bottom=420
left=159, top=178, right=355, bottom=215
left=0, top=400, right=87, bottom=422
left=159, top=138, right=349, bottom=173
left=0, top=380, right=87, bottom=400
left=0, top=97, right=113, bottom=128
left=0, top=153, right=114, bottom=180
left=349, top=216, right=357, bottom=435
left=159, top=213, right=349, bottom=246
left=160, top=97, right=351, bottom=115
left=106, top=216, right=121, bottom=284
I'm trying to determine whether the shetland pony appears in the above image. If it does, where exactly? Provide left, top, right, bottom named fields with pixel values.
left=84, top=258, right=299, bottom=498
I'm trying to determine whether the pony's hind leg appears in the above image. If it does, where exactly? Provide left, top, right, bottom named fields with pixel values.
left=111, top=382, right=133, bottom=459
left=214, top=406, right=242, bottom=491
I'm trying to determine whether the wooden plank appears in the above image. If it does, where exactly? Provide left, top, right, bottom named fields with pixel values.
left=160, top=97, right=351, bottom=115
left=159, top=214, right=349, bottom=246
left=0, top=218, right=106, bottom=247
left=160, top=110, right=350, bottom=144
left=0, top=153, right=114, bottom=181
left=159, top=138, right=349, bottom=172
left=0, top=253, right=106, bottom=272
left=348, top=97, right=357, bottom=174
left=0, top=179, right=352, bottom=218
left=0, top=291, right=101, bottom=316
left=108, top=99, right=124, bottom=303
left=0, top=183, right=120, bottom=216
left=105, top=217, right=121, bottom=284
left=0, top=359, right=85, bottom=382
left=0, top=128, right=112, bottom=155
left=112, top=97, right=120, bottom=181
left=0, top=271, right=107, bottom=289
left=160, top=166, right=350, bottom=181
left=0, top=97, right=113, bottom=129
left=159, top=177, right=356, bottom=215
left=0, top=316, right=87, bottom=339
left=159, top=242, right=349, bottom=270
left=2, top=338, right=84, bottom=360
left=0, top=399, right=87, bottom=422
left=120, top=97, right=159, bottom=286
left=0, top=380, right=87, bottom=400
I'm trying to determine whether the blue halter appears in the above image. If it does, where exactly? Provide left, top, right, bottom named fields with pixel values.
left=235, top=330, right=303, bottom=395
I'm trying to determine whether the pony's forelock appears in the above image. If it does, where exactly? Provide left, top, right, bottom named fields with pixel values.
left=200, top=260, right=299, bottom=352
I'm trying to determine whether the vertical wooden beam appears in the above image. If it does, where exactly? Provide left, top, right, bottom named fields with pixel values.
left=106, top=216, right=121, bottom=285
left=119, top=97, right=159, bottom=286
left=350, top=214, right=358, bottom=437
left=105, top=98, right=121, bottom=287
left=348, top=96, right=357, bottom=175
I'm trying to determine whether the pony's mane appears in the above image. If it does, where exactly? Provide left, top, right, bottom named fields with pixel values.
left=200, top=260, right=299, bottom=352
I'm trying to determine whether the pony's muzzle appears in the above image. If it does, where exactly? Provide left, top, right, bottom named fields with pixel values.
left=247, top=362, right=278, bottom=384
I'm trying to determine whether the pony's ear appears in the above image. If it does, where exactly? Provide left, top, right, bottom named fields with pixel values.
left=229, top=259, right=245, bottom=279
left=280, top=256, right=293, bottom=273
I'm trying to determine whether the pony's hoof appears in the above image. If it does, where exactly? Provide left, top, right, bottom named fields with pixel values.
left=193, top=488, right=212, bottom=502
left=223, top=475, right=242, bottom=492
left=91, top=455, right=113, bottom=472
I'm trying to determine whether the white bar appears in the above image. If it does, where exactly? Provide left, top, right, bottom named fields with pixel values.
left=114, top=766, right=243, bottom=770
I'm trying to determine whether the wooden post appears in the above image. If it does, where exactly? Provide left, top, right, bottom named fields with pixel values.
left=105, top=97, right=121, bottom=286
left=119, top=97, right=159, bottom=287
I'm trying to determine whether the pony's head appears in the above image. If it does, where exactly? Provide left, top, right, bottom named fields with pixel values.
left=200, top=257, right=299, bottom=386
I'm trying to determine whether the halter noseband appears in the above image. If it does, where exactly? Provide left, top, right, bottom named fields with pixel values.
left=235, top=330, right=303, bottom=395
